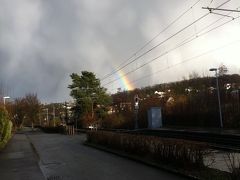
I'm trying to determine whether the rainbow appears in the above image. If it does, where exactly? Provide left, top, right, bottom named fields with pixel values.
left=117, top=70, right=134, bottom=91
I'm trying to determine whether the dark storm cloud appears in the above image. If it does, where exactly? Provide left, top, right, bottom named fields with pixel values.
left=1, top=0, right=239, bottom=102
left=0, top=0, right=158, bottom=102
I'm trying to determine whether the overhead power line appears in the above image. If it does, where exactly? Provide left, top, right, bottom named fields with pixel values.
left=177, top=5, right=239, bottom=46
left=101, top=0, right=231, bottom=82
left=179, top=11, right=232, bottom=45
left=101, top=0, right=202, bottom=80
left=130, top=40, right=240, bottom=86
left=102, top=13, right=208, bottom=81
left=103, top=14, right=240, bottom=87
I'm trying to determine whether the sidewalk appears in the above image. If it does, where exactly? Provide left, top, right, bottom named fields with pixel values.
left=0, top=131, right=45, bottom=180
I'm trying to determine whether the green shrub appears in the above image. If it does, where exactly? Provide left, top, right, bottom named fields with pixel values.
left=40, top=126, right=65, bottom=134
left=87, top=130, right=211, bottom=168
left=0, top=107, right=12, bottom=150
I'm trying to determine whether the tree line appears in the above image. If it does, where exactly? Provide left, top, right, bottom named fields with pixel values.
left=3, top=93, right=40, bottom=129
left=2, top=69, right=239, bottom=131
left=110, top=73, right=240, bottom=129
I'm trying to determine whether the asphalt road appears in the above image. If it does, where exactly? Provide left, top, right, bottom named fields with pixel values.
left=1, top=130, right=187, bottom=180
left=29, top=132, right=186, bottom=180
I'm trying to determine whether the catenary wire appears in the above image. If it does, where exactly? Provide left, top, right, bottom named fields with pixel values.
left=130, top=40, right=240, bottom=86
left=101, top=0, right=231, bottom=81
left=100, top=0, right=203, bottom=80
left=103, top=14, right=240, bottom=87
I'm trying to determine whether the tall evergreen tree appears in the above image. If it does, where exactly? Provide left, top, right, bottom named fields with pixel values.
left=68, top=71, right=111, bottom=127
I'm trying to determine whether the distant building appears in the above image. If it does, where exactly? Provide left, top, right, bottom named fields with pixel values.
left=154, top=91, right=166, bottom=98
left=120, top=102, right=132, bottom=111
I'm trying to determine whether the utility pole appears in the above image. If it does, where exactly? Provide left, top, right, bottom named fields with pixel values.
left=43, top=108, right=49, bottom=127
left=53, top=105, right=55, bottom=127
left=216, top=71, right=223, bottom=128
left=134, top=94, right=139, bottom=129
left=46, top=108, right=49, bottom=126
left=209, top=68, right=223, bottom=128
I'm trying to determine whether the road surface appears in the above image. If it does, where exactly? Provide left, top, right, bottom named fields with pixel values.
left=1, top=129, right=187, bottom=180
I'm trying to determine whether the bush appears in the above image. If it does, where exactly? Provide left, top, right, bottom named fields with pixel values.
left=224, top=153, right=240, bottom=180
left=87, top=130, right=211, bottom=168
left=102, top=109, right=135, bottom=129
left=40, top=126, right=65, bottom=134
left=0, top=107, right=12, bottom=150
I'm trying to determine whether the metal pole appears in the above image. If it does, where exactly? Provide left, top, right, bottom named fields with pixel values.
left=75, top=117, right=77, bottom=130
left=216, top=71, right=223, bottom=128
left=202, top=7, right=240, bottom=13
left=134, top=94, right=139, bottom=129
left=53, top=106, right=55, bottom=127
left=46, top=108, right=49, bottom=126
left=135, top=110, right=138, bottom=129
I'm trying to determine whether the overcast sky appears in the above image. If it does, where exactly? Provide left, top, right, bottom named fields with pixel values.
left=0, top=0, right=240, bottom=102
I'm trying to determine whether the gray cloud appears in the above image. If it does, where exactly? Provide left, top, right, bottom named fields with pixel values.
left=0, top=0, right=240, bottom=102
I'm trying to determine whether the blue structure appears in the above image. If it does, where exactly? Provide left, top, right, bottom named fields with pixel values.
left=148, top=107, right=162, bottom=129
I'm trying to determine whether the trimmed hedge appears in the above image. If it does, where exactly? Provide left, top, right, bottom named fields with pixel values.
left=87, top=130, right=211, bottom=168
left=39, top=126, right=65, bottom=134
left=0, top=107, right=12, bottom=150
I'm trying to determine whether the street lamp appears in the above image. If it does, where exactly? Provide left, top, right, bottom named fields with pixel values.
left=3, top=96, right=10, bottom=106
left=43, top=108, right=49, bottom=126
left=209, top=68, right=223, bottom=128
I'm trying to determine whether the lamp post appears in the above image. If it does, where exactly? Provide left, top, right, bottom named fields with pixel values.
left=3, top=96, right=10, bottom=106
left=209, top=68, right=223, bottom=128
left=43, top=108, right=49, bottom=126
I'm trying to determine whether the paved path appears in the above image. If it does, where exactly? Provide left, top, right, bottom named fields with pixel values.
left=0, top=132, right=45, bottom=180
left=29, top=132, right=186, bottom=180
left=1, top=130, right=186, bottom=180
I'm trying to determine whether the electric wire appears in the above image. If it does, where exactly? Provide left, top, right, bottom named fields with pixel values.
left=101, top=0, right=231, bottom=82
left=100, top=0, right=202, bottom=80
left=103, top=14, right=240, bottom=87
left=130, top=40, right=240, bottom=86
left=177, top=6, right=239, bottom=46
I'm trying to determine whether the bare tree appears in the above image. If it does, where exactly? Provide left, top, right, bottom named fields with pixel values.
left=12, top=98, right=27, bottom=128
left=24, top=93, right=40, bottom=129
left=218, top=64, right=228, bottom=76
left=189, top=71, right=200, bottom=79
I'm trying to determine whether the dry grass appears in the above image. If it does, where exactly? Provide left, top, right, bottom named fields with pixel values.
left=224, top=153, right=240, bottom=180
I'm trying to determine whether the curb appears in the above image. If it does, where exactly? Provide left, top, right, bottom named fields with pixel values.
left=84, top=142, right=199, bottom=180
left=26, top=134, right=47, bottom=180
